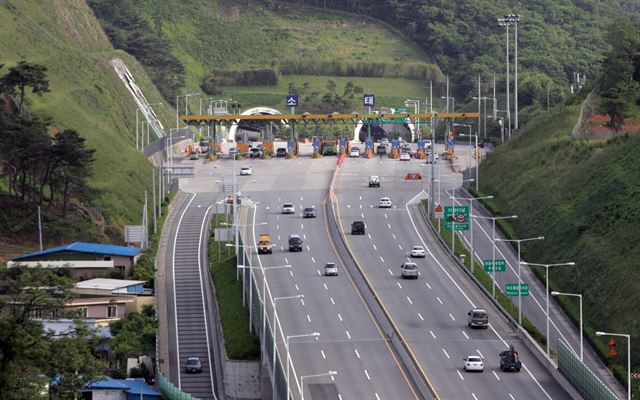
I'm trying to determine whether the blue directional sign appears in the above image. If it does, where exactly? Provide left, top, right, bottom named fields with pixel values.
left=365, top=138, right=373, bottom=149
left=339, top=138, right=346, bottom=148
left=391, top=139, right=399, bottom=148
left=287, top=140, right=294, bottom=150
left=417, top=139, right=426, bottom=149
left=286, top=95, right=298, bottom=108
left=447, top=139, right=456, bottom=147
left=363, top=94, right=375, bottom=107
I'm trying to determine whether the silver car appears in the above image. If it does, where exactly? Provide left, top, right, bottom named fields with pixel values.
left=282, top=203, right=295, bottom=214
left=324, top=262, right=338, bottom=276
left=401, top=262, right=418, bottom=279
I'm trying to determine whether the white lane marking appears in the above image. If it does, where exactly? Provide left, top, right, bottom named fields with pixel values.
left=338, top=395, right=343, bottom=400
left=301, top=298, right=305, bottom=306
left=307, top=314, right=311, bottom=322
left=472, top=393, right=478, bottom=400
left=398, top=244, right=403, bottom=250
left=317, top=269, right=321, bottom=276
left=368, top=233, right=372, bottom=239
left=321, top=350, right=326, bottom=360
left=295, top=284, right=300, bottom=292
left=493, top=371, right=501, bottom=381
left=373, top=244, right=377, bottom=250
left=375, top=394, right=380, bottom=400
left=430, top=330, right=437, bottom=339
left=387, top=223, right=391, bottom=229
left=323, top=283, right=328, bottom=290
left=425, top=281, right=432, bottom=289
left=346, top=330, right=351, bottom=339
left=359, top=196, right=362, bottom=201
left=276, top=215, right=279, bottom=221
left=385, top=213, right=388, bottom=219
left=338, top=313, right=343, bottom=322
left=442, top=348, right=450, bottom=359
left=354, top=348, right=361, bottom=359
left=449, top=313, right=455, bottom=321
left=301, top=223, right=304, bottom=230
left=462, top=331, right=469, bottom=339
left=388, top=268, right=393, bottom=275
left=285, top=257, right=289, bottom=264
left=276, top=224, right=279, bottom=230
left=306, top=245, right=310, bottom=251
left=360, top=204, right=363, bottom=209
left=437, top=297, right=443, bottom=304
left=280, top=246, right=284, bottom=252
left=457, top=370, right=464, bottom=381
left=392, top=233, right=396, bottom=239
left=407, top=296, right=413, bottom=305
left=361, top=213, right=365, bottom=218
left=301, top=196, right=304, bottom=201
left=347, top=204, right=351, bottom=208
left=380, top=256, right=385, bottom=262
left=476, top=349, right=484, bottom=359
left=278, top=197, right=281, bottom=202
left=278, top=234, right=281, bottom=241
left=418, top=313, right=424, bottom=321
left=289, top=270, right=293, bottom=277
left=303, top=233, right=307, bottom=240
left=364, top=369, right=370, bottom=380
left=311, top=256, right=316, bottom=263
left=509, top=394, right=515, bottom=400
left=396, top=282, right=403, bottom=289
left=330, top=297, right=335, bottom=305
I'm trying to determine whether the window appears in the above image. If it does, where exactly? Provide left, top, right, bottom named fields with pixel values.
left=107, top=305, right=117, bottom=318
left=30, top=308, right=43, bottom=319
left=103, top=256, right=112, bottom=261
left=79, top=307, right=88, bottom=318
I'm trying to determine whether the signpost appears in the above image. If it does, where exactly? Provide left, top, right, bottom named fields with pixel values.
left=505, top=283, right=529, bottom=297
left=285, top=95, right=298, bottom=108
left=434, top=204, right=444, bottom=219
left=444, top=205, right=469, bottom=230
left=363, top=94, right=375, bottom=108
left=483, top=259, right=506, bottom=272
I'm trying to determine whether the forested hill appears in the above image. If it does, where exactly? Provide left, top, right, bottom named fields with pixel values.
left=269, top=0, right=637, bottom=105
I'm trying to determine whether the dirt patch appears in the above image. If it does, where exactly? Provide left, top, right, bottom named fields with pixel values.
left=218, top=0, right=241, bottom=22
left=52, top=0, right=111, bottom=50
left=581, top=113, right=640, bottom=140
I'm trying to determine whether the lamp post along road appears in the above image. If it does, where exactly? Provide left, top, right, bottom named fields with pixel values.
left=596, top=331, right=631, bottom=400
left=496, top=236, right=544, bottom=326
left=459, top=133, right=480, bottom=191
left=498, top=18, right=512, bottom=140
left=521, top=261, right=576, bottom=356
left=300, top=371, right=337, bottom=400
left=449, top=179, right=474, bottom=254
left=271, top=295, right=304, bottom=400
left=473, top=214, right=518, bottom=297
left=552, top=291, right=583, bottom=361
left=457, top=195, right=493, bottom=274
left=286, top=332, right=320, bottom=400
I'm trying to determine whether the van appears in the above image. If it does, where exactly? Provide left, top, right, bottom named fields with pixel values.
left=351, top=221, right=365, bottom=235
left=288, top=234, right=303, bottom=252
left=467, top=308, right=489, bottom=329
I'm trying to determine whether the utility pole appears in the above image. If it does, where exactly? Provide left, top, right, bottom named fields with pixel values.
left=477, top=74, right=481, bottom=138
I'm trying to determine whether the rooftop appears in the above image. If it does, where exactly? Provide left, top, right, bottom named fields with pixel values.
left=75, top=278, right=146, bottom=291
left=12, top=242, right=141, bottom=261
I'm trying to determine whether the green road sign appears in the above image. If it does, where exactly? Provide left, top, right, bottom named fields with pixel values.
left=444, top=205, right=469, bottom=231
left=483, top=259, right=506, bottom=272
left=505, top=283, right=529, bottom=297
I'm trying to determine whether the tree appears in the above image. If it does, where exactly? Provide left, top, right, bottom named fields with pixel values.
left=0, top=61, right=50, bottom=113
left=600, top=84, right=629, bottom=132
left=109, top=305, right=157, bottom=377
left=51, top=130, right=95, bottom=215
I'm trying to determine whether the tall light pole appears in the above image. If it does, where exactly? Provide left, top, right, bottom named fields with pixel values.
left=272, top=294, right=304, bottom=400
left=506, top=14, right=521, bottom=131
left=521, top=261, right=576, bottom=356
left=552, top=291, right=583, bottom=361
left=404, top=99, right=420, bottom=140
left=596, top=331, right=631, bottom=400
left=448, top=178, right=474, bottom=254
left=300, top=371, right=337, bottom=400
left=458, top=132, right=479, bottom=192
left=473, top=214, right=518, bottom=297
left=456, top=195, right=493, bottom=273
left=286, top=332, right=320, bottom=400
left=176, top=93, right=199, bottom=129
left=498, top=17, right=512, bottom=140
left=496, top=236, right=545, bottom=325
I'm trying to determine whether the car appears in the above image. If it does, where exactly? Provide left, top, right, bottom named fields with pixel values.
left=257, top=234, right=273, bottom=254
left=185, top=357, right=202, bottom=373
left=401, top=262, right=419, bottom=279
left=401, top=142, right=412, bottom=152
left=368, top=175, right=380, bottom=188
left=467, top=308, right=489, bottom=329
left=282, top=203, right=295, bottom=214
left=410, top=245, right=426, bottom=258
left=400, top=152, right=410, bottom=161
left=380, top=138, right=389, bottom=145
left=349, top=147, right=360, bottom=158
left=376, top=144, right=387, bottom=155
left=378, top=197, right=392, bottom=208
left=423, top=139, right=432, bottom=149
left=351, top=221, right=365, bottom=235
left=249, top=147, right=262, bottom=158
left=229, top=147, right=238, bottom=157
left=463, top=356, right=484, bottom=372
left=500, top=346, right=522, bottom=372
left=189, top=152, right=199, bottom=160
left=276, top=148, right=288, bottom=157
left=302, top=207, right=317, bottom=218
left=240, top=166, right=252, bottom=176
left=288, top=234, right=303, bottom=252
left=426, top=152, right=439, bottom=163
left=324, top=262, right=338, bottom=276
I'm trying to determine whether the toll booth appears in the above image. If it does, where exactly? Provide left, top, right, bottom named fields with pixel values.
left=312, top=137, right=322, bottom=158
left=262, top=142, right=273, bottom=159
left=390, top=138, right=399, bottom=159
left=364, top=138, right=373, bottom=158
left=416, top=139, right=427, bottom=159
left=321, top=140, right=338, bottom=156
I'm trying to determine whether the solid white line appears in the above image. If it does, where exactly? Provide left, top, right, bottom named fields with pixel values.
left=354, top=348, right=361, bottom=358
left=338, top=313, right=343, bottom=322
left=442, top=348, right=450, bottom=359
left=397, top=282, right=403, bottom=289
left=373, top=244, right=377, bottom=250
left=430, top=330, right=437, bottom=339
left=346, top=330, right=351, bottom=339
left=418, top=313, right=424, bottom=321
left=407, top=296, right=413, bottom=305
left=449, top=313, right=455, bottom=321
left=307, top=314, right=311, bottom=322
left=321, top=350, right=326, bottom=360
left=462, top=331, right=469, bottom=339
left=437, top=297, right=443, bottom=304
left=493, top=371, right=501, bottom=381
left=330, top=297, right=335, bottom=305
left=323, top=283, right=328, bottom=290
left=457, top=370, right=464, bottom=380
left=364, top=369, right=371, bottom=380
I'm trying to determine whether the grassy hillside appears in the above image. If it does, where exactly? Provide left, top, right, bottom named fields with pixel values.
left=0, top=0, right=175, bottom=245
left=137, top=0, right=437, bottom=110
left=478, top=101, right=640, bottom=377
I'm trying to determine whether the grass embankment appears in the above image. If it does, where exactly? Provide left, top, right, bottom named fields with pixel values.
left=0, top=0, right=175, bottom=245
left=208, top=214, right=259, bottom=360
left=139, top=0, right=437, bottom=109
left=478, top=103, right=640, bottom=390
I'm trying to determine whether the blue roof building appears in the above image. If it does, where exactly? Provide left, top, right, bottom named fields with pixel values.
left=84, top=377, right=161, bottom=400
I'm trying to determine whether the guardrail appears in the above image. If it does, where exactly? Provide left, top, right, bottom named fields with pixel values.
left=156, top=369, right=200, bottom=400
left=558, top=339, right=619, bottom=400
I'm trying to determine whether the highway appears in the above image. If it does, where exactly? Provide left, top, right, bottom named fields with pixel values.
left=332, top=154, right=571, bottom=399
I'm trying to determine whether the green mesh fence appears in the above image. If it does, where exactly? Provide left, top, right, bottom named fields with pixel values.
left=558, top=339, right=619, bottom=400
left=156, top=369, right=200, bottom=400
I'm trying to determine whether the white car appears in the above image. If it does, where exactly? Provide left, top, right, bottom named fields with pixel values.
left=349, top=148, right=360, bottom=157
left=378, top=197, right=392, bottom=208
left=410, top=245, right=426, bottom=258
left=423, top=139, right=432, bottom=149
left=282, top=203, right=295, bottom=214
left=463, top=356, right=484, bottom=372
left=239, top=166, right=252, bottom=176
left=400, top=152, right=410, bottom=161
left=324, top=262, right=338, bottom=276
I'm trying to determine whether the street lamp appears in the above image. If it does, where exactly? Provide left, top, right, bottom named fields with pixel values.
left=405, top=99, right=420, bottom=140
left=272, top=294, right=304, bottom=400
left=176, top=93, right=199, bottom=129
left=455, top=195, right=494, bottom=274
left=473, top=214, right=518, bottom=297
left=552, top=291, right=583, bottom=361
left=286, top=332, right=320, bottom=400
left=497, top=17, right=513, bottom=140
left=521, top=261, right=576, bottom=356
left=495, top=236, right=544, bottom=326
left=300, top=371, right=337, bottom=400
left=596, top=331, right=631, bottom=400
left=458, top=133, right=481, bottom=192
left=505, top=14, right=521, bottom=131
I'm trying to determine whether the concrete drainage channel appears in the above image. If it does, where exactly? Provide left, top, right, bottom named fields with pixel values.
left=323, top=194, right=437, bottom=400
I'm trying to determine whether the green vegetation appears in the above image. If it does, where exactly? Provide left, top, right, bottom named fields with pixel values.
left=110, top=305, right=158, bottom=379
left=0, top=0, right=175, bottom=246
left=208, top=215, right=259, bottom=360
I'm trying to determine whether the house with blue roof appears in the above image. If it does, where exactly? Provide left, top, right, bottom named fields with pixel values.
left=8, top=242, right=141, bottom=280
left=83, top=377, right=161, bottom=400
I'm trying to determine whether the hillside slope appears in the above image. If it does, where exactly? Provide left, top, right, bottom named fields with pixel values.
left=478, top=102, right=640, bottom=372
left=0, top=0, right=174, bottom=244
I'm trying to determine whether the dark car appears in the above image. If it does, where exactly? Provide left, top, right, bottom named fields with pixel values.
left=302, top=207, right=317, bottom=218
left=276, top=148, right=288, bottom=157
left=185, top=357, right=202, bottom=373
left=376, top=145, right=387, bottom=155
left=249, top=147, right=262, bottom=158
left=288, top=234, right=303, bottom=252
left=351, top=221, right=365, bottom=235
left=467, top=308, right=489, bottom=329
